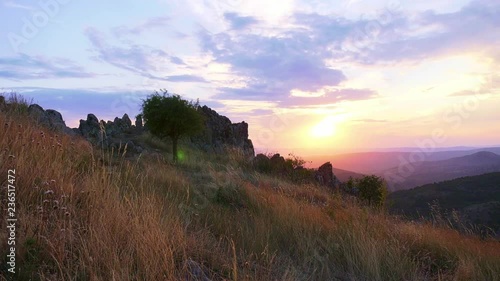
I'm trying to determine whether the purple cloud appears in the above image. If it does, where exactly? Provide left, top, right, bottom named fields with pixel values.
left=224, top=13, right=259, bottom=30
left=0, top=54, right=95, bottom=80
left=112, top=16, right=171, bottom=37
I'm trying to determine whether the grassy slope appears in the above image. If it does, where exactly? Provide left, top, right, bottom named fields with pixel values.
left=388, top=172, right=500, bottom=232
left=1, top=106, right=500, bottom=281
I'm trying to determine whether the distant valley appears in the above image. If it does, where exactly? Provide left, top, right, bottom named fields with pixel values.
left=380, top=151, right=500, bottom=191
left=307, top=148, right=500, bottom=191
left=388, top=172, right=500, bottom=235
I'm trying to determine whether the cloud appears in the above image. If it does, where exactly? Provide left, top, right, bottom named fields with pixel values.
left=166, top=74, right=207, bottom=83
left=332, top=0, right=499, bottom=64
left=194, top=1, right=499, bottom=106
left=170, top=56, right=185, bottom=65
left=0, top=54, right=95, bottom=80
left=353, top=119, right=387, bottom=123
left=198, top=24, right=347, bottom=103
left=112, top=16, right=171, bottom=37
left=85, top=26, right=206, bottom=83
left=249, top=108, right=274, bottom=115
left=86, top=27, right=165, bottom=76
left=85, top=27, right=180, bottom=81
left=282, top=88, right=378, bottom=107
left=223, top=12, right=259, bottom=30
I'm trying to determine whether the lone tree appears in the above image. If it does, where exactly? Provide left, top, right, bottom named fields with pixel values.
left=141, top=90, right=204, bottom=162
left=356, top=175, right=388, bottom=207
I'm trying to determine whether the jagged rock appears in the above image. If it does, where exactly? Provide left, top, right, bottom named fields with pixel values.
left=27, top=104, right=75, bottom=135
left=77, top=113, right=144, bottom=155
left=79, top=114, right=101, bottom=139
left=316, top=162, right=340, bottom=190
left=231, top=122, right=254, bottom=157
left=114, top=114, right=132, bottom=132
left=122, top=114, right=132, bottom=128
left=135, top=114, right=143, bottom=131
left=28, top=104, right=47, bottom=121
left=192, top=105, right=255, bottom=157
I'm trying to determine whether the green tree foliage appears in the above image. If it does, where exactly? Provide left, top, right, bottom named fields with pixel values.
left=141, top=90, right=204, bottom=162
left=356, top=175, right=388, bottom=207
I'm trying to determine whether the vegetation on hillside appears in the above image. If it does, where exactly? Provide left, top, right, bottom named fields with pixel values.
left=1, top=95, right=500, bottom=281
left=347, top=175, right=388, bottom=207
left=389, top=172, right=500, bottom=236
left=141, top=90, right=204, bottom=162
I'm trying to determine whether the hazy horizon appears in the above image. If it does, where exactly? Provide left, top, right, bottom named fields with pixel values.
left=1, top=0, right=499, bottom=156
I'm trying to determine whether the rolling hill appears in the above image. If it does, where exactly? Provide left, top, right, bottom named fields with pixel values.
left=380, top=151, right=500, bottom=191
left=388, top=172, right=500, bottom=234
left=332, top=167, right=364, bottom=182
left=306, top=147, right=500, bottom=174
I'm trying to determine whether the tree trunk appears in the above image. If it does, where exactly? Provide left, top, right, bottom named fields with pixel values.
left=172, top=136, right=178, bottom=162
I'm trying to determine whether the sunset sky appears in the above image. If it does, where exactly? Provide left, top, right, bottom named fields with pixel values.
left=1, top=0, right=499, bottom=155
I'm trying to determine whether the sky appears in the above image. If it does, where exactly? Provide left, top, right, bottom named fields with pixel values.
left=1, top=0, right=499, bottom=155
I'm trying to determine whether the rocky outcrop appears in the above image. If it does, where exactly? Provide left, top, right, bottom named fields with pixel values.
left=77, top=113, right=143, bottom=154
left=253, top=154, right=341, bottom=190
left=27, top=104, right=75, bottom=135
left=4, top=94, right=255, bottom=158
left=135, top=114, right=143, bottom=131
left=316, top=162, right=341, bottom=190
left=76, top=105, right=255, bottom=157
left=192, top=105, right=255, bottom=157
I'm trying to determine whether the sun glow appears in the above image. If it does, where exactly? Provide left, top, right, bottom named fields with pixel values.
left=310, top=116, right=339, bottom=138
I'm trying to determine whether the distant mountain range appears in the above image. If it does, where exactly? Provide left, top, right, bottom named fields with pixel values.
left=307, top=147, right=500, bottom=190
left=307, top=147, right=500, bottom=173
left=388, top=172, right=500, bottom=234
left=380, top=151, right=500, bottom=191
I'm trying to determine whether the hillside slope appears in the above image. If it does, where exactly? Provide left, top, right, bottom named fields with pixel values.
left=388, top=172, right=500, bottom=234
left=381, top=151, right=500, bottom=190
left=2, top=98, right=500, bottom=281
left=332, top=167, right=364, bottom=182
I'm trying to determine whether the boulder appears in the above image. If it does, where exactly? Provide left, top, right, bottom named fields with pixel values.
left=78, top=114, right=108, bottom=147
left=316, top=162, right=340, bottom=190
left=28, top=104, right=75, bottom=135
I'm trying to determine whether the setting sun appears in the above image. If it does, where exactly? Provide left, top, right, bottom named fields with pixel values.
left=311, top=116, right=338, bottom=138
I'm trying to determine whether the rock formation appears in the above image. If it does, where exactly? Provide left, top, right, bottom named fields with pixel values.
left=316, top=162, right=341, bottom=190
left=253, top=154, right=341, bottom=190
left=2, top=93, right=256, bottom=158
left=77, top=113, right=143, bottom=154
left=191, top=105, right=255, bottom=157
left=27, top=104, right=76, bottom=136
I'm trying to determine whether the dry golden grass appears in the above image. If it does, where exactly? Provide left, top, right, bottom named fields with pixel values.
left=1, top=101, right=500, bottom=281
